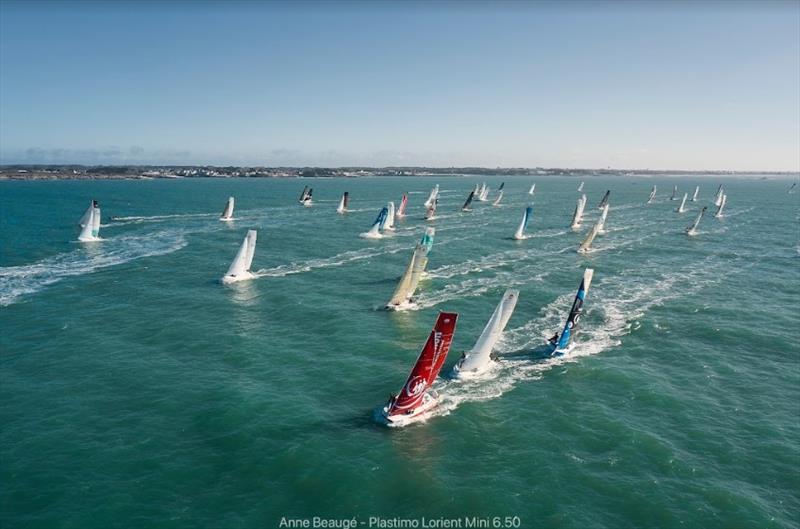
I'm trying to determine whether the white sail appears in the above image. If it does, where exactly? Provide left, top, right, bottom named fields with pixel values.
left=423, top=185, right=439, bottom=208
left=578, top=219, right=601, bottom=253
left=222, top=230, right=257, bottom=283
left=78, top=202, right=101, bottom=242
left=385, top=202, right=396, bottom=230
left=514, top=206, right=533, bottom=240
left=714, top=185, right=724, bottom=206
left=686, top=207, right=707, bottom=236
left=577, top=181, right=585, bottom=192
left=570, top=194, right=587, bottom=230
left=528, top=183, right=536, bottom=195
left=692, top=185, right=699, bottom=201
left=452, top=289, right=519, bottom=377
left=425, top=199, right=437, bottom=221
left=715, top=194, right=727, bottom=218
left=647, top=185, right=657, bottom=204
left=596, top=203, right=609, bottom=234
left=677, top=193, right=688, bottom=213
left=477, top=183, right=488, bottom=201
left=670, top=185, right=678, bottom=200
left=386, top=228, right=435, bottom=309
left=336, top=192, right=348, bottom=214
left=220, top=196, right=235, bottom=220
left=492, top=190, right=504, bottom=206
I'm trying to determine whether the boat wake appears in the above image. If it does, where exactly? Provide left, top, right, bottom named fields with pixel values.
left=0, top=230, right=188, bottom=306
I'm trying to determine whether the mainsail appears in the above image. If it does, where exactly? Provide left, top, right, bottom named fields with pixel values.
left=492, top=190, right=504, bottom=206
left=424, top=185, right=439, bottom=208
left=222, top=230, right=257, bottom=283
left=361, top=207, right=388, bottom=238
left=337, top=192, right=349, bottom=214
left=686, top=206, right=707, bottom=235
left=570, top=194, right=587, bottom=230
left=670, top=185, right=678, bottom=200
left=453, top=290, right=519, bottom=377
left=386, top=227, right=435, bottom=309
left=596, top=203, right=610, bottom=234
left=551, top=268, right=594, bottom=354
left=461, top=190, right=475, bottom=211
left=381, top=312, right=458, bottom=426
left=397, top=193, right=408, bottom=217
left=577, top=181, right=585, bottom=192
left=78, top=201, right=101, bottom=241
left=597, top=190, right=610, bottom=209
left=298, top=186, right=309, bottom=203
left=715, top=194, right=727, bottom=218
left=529, top=183, right=536, bottom=196
left=677, top=193, right=688, bottom=213
left=220, top=196, right=235, bottom=221
left=385, top=202, right=396, bottom=230
left=477, top=183, right=488, bottom=201
left=578, top=220, right=601, bottom=253
left=514, top=206, right=533, bottom=240
left=714, top=185, right=724, bottom=206
left=692, top=186, right=700, bottom=201
left=425, top=199, right=437, bottom=221
left=647, top=185, right=657, bottom=204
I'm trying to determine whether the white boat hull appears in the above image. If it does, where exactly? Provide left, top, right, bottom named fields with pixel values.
left=221, top=271, right=255, bottom=284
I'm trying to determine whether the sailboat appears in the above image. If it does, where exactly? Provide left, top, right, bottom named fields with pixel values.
left=676, top=193, right=688, bottom=213
left=386, top=228, right=435, bottom=310
left=714, top=194, right=727, bottom=218
left=498, top=182, right=505, bottom=191
left=299, top=187, right=313, bottom=207
left=461, top=190, right=475, bottom=212
left=336, top=192, right=349, bottom=214
left=476, top=183, right=489, bottom=201
left=221, top=230, right=257, bottom=284
left=492, top=189, right=504, bottom=206
left=385, top=202, right=396, bottom=231
left=646, top=185, right=657, bottom=204
left=219, top=196, right=235, bottom=221
left=424, top=185, right=439, bottom=208
left=548, top=268, right=594, bottom=355
left=670, top=185, right=678, bottom=200
left=788, top=183, right=797, bottom=194
left=577, top=181, right=585, bottom=192
left=714, top=185, right=724, bottom=206
left=513, top=206, right=533, bottom=240
left=298, top=186, right=309, bottom=203
left=691, top=186, right=699, bottom=201
left=597, top=190, right=610, bottom=209
left=528, top=183, right=536, bottom=196
left=425, top=199, right=438, bottom=221
left=379, top=312, right=458, bottom=427
left=686, top=207, right=707, bottom=236
left=570, top=194, right=587, bottom=230
left=396, top=193, right=408, bottom=218
left=577, top=220, right=601, bottom=253
left=451, top=290, right=519, bottom=379
left=77, top=200, right=102, bottom=242
left=360, top=207, right=388, bottom=239
left=596, top=203, right=610, bottom=235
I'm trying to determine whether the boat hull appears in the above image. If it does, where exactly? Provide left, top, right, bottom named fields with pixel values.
left=380, top=391, right=438, bottom=428
left=221, top=271, right=255, bottom=284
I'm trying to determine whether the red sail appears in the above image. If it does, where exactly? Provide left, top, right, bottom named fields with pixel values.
left=398, top=193, right=408, bottom=216
left=387, top=312, right=458, bottom=416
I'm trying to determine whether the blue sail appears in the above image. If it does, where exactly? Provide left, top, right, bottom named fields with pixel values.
left=522, top=206, right=533, bottom=231
left=553, top=269, right=594, bottom=354
left=375, top=207, right=388, bottom=229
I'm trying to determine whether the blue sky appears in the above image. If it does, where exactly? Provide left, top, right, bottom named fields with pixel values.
left=1, top=0, right=798, bottom=170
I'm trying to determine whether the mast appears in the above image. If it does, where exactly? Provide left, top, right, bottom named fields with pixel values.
left=597, top=190, right=610, bottom=209
left=692, top=185, right=699, bottom=201
left=552, top=268, right=594, bottom=353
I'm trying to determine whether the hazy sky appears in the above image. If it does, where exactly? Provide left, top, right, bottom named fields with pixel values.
left=1, top=0, right=798, bottom=170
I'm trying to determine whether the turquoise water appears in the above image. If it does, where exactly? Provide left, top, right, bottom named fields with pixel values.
left=1, top=176, right=798, bottom=529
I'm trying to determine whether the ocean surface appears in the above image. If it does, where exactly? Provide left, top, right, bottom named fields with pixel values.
left=1, top=175, right=798, bottom=529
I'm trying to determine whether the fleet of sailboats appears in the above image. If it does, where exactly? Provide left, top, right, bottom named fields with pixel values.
left=83, top=179, right=742, bottom=427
